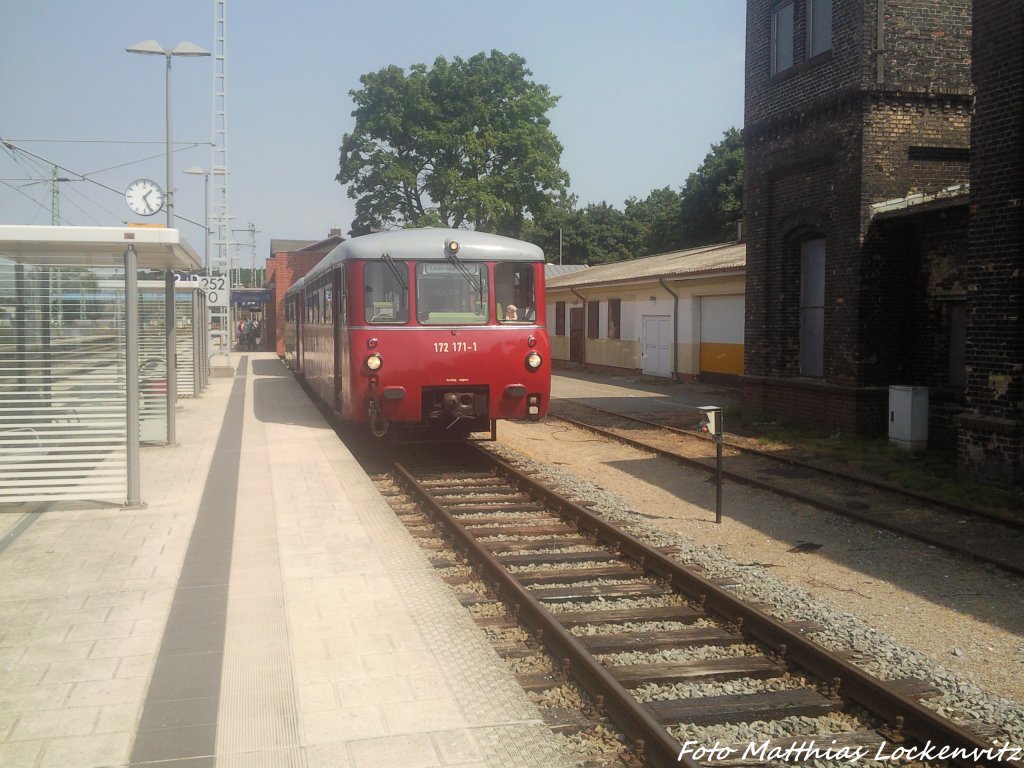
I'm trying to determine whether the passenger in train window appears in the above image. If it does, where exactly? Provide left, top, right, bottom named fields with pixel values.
left=504, top=304, right=518, bottom=321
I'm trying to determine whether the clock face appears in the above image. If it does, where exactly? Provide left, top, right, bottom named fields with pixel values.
left=125, top=179, right=165, bottom=216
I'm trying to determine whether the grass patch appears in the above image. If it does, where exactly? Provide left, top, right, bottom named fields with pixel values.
left=723, top=407, right=1023, bottom=515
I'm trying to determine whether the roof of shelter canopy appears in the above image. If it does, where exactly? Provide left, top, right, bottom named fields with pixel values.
left=546, top=241, right=745, bottom=290
left=0, top=225, right=201, bottom=270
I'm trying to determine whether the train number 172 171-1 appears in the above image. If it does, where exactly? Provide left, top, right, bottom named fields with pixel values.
left=433, top=341, right=478, bottom=353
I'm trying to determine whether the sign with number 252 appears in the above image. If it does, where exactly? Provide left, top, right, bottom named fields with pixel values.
left=198, top=275, right=228, bottom=307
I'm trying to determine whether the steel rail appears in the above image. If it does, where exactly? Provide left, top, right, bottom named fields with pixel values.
left=551, top=411, right=1024, bottom=578
left=392, top=461, right=692, bottom=768
left=467, top=443, right=1024, bottom=768
left=559, top=400, right=1024, bottom=531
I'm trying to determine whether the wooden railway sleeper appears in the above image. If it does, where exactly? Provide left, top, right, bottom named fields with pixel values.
left=402, top=451, right=1023, bottom=768
left=394, top=461, right=691, bottom=768
left=467, top=445, right=1024, bottom=768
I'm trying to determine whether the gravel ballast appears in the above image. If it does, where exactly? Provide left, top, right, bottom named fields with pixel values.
left=490, top=418, right=1024, bottom=749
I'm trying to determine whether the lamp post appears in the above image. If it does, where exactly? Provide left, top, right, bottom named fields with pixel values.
left=125, top=39, right=210, bottom=229
left=183, top=166, right=210, bottom=272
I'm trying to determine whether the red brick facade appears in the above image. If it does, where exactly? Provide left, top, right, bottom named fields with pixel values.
left=265, top=249, right=333, bottom=356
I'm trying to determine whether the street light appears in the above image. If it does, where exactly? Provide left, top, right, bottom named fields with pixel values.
left=125, top=39, right=210, bottom=228
left=183, top=166, right=210, bottom=271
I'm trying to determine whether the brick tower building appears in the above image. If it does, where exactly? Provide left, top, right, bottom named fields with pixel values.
left=741, top=0, right=973, bottom=436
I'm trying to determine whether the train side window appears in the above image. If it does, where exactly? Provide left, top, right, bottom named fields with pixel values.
left=495, top=263, right=536, bottom=324
left=364, top=261, right=409, bottom=323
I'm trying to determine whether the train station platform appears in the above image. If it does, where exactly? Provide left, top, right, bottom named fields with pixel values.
left=0, top=352, right=576, bottom=768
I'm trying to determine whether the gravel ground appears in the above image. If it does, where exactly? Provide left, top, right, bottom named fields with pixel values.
left=491, top=417, right=1024, bottom=747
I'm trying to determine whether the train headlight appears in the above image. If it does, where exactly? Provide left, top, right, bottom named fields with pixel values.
left=525, top=351, right=543, bottom=370
left=365, top=353, right=383, bottom=371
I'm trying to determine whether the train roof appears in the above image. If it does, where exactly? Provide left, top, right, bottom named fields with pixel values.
left=310, top=228, right=543, bottom=281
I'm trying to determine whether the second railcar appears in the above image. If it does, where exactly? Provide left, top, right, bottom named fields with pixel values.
left=284, top=228, right=550, bottom=437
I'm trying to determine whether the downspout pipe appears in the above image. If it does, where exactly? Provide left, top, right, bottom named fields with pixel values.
left=659, top=277, right=680, bottom=381
left=570, top=287, right=586, bottom=366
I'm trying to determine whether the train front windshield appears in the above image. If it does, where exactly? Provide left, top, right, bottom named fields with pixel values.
left=416, top=263, right=489, bottom=325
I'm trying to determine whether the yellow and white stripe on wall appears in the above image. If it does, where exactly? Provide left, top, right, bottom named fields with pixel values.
left=699, top=295, right=744, bottom=376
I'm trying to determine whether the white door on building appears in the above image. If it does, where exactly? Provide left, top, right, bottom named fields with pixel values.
left=642, top=315, right=672, bottom=377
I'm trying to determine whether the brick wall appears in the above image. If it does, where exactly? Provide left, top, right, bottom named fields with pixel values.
left=743, top=0, right=972, bottom=437
left=265, top=251, right=329, bottom=356
left=958, top=0, right=1024, bottom=486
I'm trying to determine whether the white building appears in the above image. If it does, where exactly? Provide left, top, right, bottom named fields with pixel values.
left=546, top=241, right=745, bottom=383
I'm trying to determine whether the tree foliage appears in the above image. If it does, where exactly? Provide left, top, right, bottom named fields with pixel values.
left=337, top=51, right=569, bottom=236
left=676, top=127, right=744, bottom=247
left=522, top=127, right=743, bottom=265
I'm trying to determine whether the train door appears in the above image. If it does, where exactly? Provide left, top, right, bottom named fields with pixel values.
left=335, top=268, right=352, bottom=417
left=569, top=307, right=585, bottom=363
left=332, top=267, right=344, bottom=413
left=641, top=315, right=672, bottom=377
left=296, top=291, right=305, bottom=373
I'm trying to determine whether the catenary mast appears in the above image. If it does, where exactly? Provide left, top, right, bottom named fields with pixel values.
left=209, top=0, right=232, bottom=361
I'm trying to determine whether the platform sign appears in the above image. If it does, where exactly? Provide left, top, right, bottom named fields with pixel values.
left=198, top=275, right=228, bottom=307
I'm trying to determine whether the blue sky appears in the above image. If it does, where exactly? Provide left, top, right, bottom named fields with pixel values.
left=0, top=1, right=745, bottom=267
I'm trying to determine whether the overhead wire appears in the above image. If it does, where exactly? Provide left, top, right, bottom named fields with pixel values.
left=0, top=137, right=207, bottom=226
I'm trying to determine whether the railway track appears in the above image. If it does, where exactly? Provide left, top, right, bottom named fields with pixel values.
left=549, top=400, right=1024, bottom=578
left=375, top=442, right=1020, bottom=768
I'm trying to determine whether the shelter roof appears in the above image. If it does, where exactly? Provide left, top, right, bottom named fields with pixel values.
left=0, top=225, right=200, bottom=270
left=547, top=241, right=745, bottom=290
left=870, top=184, right=970, bottom=220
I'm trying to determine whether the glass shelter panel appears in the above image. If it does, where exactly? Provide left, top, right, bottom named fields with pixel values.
left=416, top=263, right=488, bottom=325
left=0, top=259, right=128, bottom=503
left=138, top=282, right=169, bottom=443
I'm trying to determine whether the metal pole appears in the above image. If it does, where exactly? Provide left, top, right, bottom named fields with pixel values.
left=203, top=172, right=210, bottom=272
left=165, top=271, right=177, bottom=445
left=165, top=53, right=174, bottom=228
left=715, top=431, right=723, bottom=524
left=124, top=245, right=144, bottom=508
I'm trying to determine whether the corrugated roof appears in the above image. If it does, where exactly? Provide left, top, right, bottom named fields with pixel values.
left=547, top=241, right=745, bottom=289
left=545, top=264, right=589, bottom=279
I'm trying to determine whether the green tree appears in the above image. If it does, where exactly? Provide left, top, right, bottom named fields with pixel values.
left=338, top=51, right=569, bottom=237
left=523, top=198, right=645, bottom=266
left=625, top=186, right=683, bottom=255
left=571, top=202, right=645, bottom=265
left=676, top=127, right=744, bottom=247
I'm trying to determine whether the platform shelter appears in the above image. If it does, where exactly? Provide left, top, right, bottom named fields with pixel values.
left=0, top=225, right=200, bottom=508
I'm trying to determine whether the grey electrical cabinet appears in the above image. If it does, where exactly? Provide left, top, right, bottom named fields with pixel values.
left=888, top=386, right=929, bottom=451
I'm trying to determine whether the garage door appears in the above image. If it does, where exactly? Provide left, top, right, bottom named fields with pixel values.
left=699, top=295, right=743, bottom=378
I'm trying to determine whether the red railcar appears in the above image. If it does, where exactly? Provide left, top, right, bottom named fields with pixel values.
left=283, top=228, right=550, bottom=438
